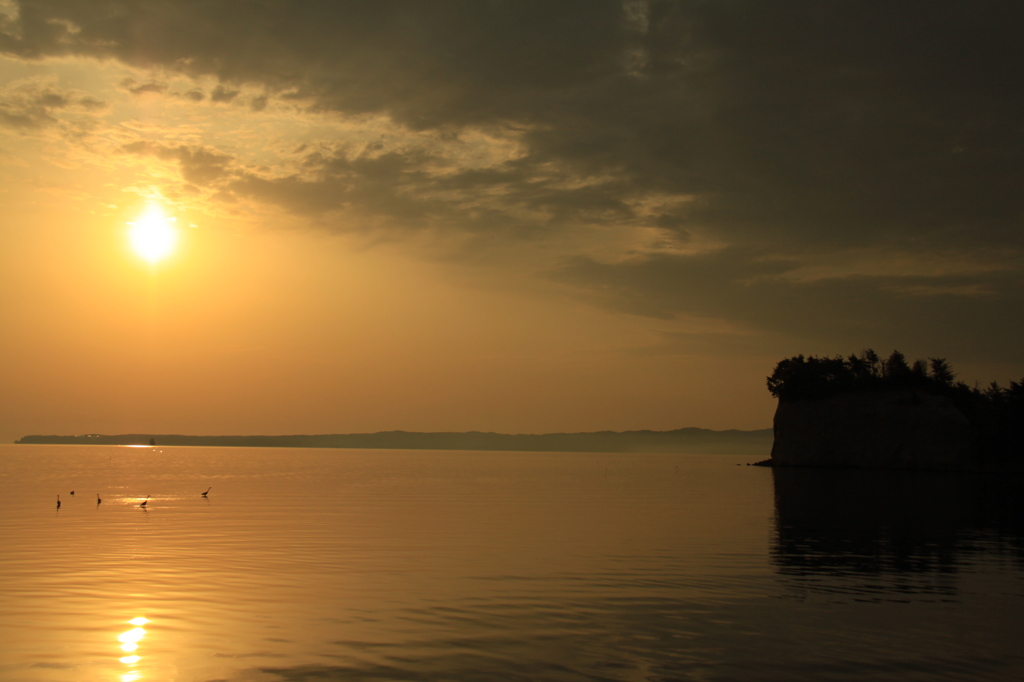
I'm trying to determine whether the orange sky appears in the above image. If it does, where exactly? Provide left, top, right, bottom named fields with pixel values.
left=1, top=2, right=1022, bottom=442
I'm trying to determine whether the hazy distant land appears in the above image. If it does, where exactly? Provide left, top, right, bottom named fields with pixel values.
left=14, top=428, right=773, bottom=455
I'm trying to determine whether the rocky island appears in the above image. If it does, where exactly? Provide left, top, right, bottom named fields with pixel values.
left=767, top=350, right=1024, bottom=472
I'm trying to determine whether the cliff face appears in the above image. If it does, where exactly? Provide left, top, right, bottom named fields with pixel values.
left=770, top=390, right=975, bottom=470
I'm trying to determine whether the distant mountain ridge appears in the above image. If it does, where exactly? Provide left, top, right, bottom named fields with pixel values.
left=15, top=428, right=772, bottom=455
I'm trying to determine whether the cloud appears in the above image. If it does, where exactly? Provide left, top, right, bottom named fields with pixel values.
left=119, top=140, right=233, bottom=186
left=210, top=84, right=238, bottom=103
left=553, top=249, right=1024, bottom=362
left=119, top=78, right=167, bottom=95
left=1, top=1, right=1023, bottom=361
left=3, top=2, right=1019, bottom=247
left=0, top=77, right=105, bottom=129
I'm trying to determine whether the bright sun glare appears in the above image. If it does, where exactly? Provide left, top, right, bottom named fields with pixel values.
left=128, top=205, right=178, bottom=264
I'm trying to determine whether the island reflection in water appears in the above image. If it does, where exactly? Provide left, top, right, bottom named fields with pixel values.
left=772, top=467, right=1024, bottom=600
left=1, top=445, right=1023, bottom=681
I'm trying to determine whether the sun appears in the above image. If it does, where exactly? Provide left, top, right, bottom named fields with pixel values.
left=128, top=205, right=178, bottom=264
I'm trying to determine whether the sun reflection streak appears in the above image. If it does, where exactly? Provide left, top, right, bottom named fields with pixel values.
left=117, top=627, right=146, bottom=644
left=116, top=617, right=149, bottom=679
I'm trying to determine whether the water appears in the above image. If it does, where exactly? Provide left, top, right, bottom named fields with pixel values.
left=0, top=445, right=1021, bottom=681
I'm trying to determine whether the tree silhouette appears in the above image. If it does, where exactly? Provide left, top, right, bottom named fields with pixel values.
left=767, top=350, right=1024, bottom=469
left=929, top=358, right=955, bottom=385
left=862, top=348, right=881, bottom=377
left=884, top=350, right=910, bottom=380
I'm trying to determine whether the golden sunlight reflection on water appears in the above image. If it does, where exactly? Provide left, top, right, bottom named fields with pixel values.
left=117, top=627, right=145, bottom=645
left=117, top=619, right=147, bottom=680
left=1, top=445, right=1022, bottom=681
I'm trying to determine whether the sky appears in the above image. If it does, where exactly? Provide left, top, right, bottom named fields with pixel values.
left=1, top=1, right=1022, bottom=442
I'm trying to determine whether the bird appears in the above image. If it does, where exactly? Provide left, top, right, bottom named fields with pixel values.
left=97, top=493, right=102, bottom=504
left=139, top=495, right=149, bottom=508
left=70, top=490, right=75, bottom=496
left=201, top=487, right=211, bottom=497
left=56, top=494, right=61, bottom=509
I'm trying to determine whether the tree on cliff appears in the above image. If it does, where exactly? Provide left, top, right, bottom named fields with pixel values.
left=862, top=348, right=881, bottom=377
left=767, top=349, right=974, bottom=400
left=929, top=358, right=955, bottom=385
left=767, top=350, right=1024, bottom=467
left=883, top=350, right=910, bottom=379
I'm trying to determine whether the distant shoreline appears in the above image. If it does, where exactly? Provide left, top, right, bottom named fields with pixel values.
left=14, top=428, right=773, bottom=455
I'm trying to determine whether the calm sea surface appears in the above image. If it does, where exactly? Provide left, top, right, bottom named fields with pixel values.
left=0, top=445, right=1022, bottom=681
